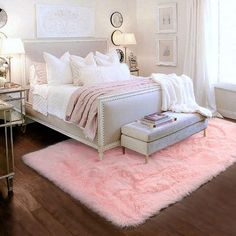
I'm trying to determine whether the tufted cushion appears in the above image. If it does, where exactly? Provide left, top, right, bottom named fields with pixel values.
left=121, top=112, right=206, bottom=142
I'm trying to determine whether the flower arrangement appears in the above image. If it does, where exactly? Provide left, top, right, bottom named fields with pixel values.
left=0, top=58, right=8, bottom=78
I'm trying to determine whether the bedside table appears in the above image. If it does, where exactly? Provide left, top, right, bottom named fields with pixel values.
left=130, top=68, right=139, bottom=76
left=0, top=100, right=14, bottom=197
left=0, top=85, right=27, bottom=127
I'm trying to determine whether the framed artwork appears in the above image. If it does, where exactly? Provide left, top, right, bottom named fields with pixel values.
left=0, top=8, right=8, bottom=28
left=116, top=49, right=124, bottom=63
left=111, top=30, right=122, bottom=46
left=157, top=3, right=177, bottom=33
left=157, top=35, right=177, bottom=66
left=110, top=12, right=123, bottom=28
left=128, top=52, right=138, bottom=69
left=36, top=4, right=95, bottom=38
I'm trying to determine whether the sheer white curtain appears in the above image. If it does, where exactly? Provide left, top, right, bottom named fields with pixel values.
left=183, top=0, right=218, bottom=111
left=218, top=1, right=236, bottom=84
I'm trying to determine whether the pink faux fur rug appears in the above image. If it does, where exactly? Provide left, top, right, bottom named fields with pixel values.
left=22, top=119, right=236, bottom=227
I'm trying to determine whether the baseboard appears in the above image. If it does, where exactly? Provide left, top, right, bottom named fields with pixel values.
left=218, top=108, right=236, bottom=120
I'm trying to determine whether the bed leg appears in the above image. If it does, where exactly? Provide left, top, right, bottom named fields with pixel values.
left=145, top=155, right=149, bottom=164
left=203, top=129, right=207, bottom=137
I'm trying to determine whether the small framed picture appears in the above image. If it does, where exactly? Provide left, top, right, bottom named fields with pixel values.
left=157, top=3, right=177, bottom=33
left=116, top=49, right=124, bottom=63
left=128, top=52, right=138, bottom=70
left=157, top=35, right=177, bottom=66
left=110, top=12, right=123, bottom=28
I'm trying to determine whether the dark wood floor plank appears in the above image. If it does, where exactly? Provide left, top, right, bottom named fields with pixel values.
left=31, top=181, right=122, bottom=236
left=0, top=122, right=236, bottom=236
left=12, top=197, right=51, bottom=236
left=32, top=207, right=73, bottom=236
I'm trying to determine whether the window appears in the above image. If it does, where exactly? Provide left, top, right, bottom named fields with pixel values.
left=219, top=0, right=236, bottom=84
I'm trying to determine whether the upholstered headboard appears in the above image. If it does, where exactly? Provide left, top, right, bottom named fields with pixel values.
left=23, top=38, right=108, bottom=85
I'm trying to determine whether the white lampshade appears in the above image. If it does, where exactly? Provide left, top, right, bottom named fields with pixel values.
left=1, top=38, right=25, bottom=55
left=118, top=33, right=137, bottom=46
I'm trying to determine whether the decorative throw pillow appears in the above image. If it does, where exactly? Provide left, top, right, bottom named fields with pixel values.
left=43, top=52, right=73, bottom=85
left=29, top=62, right=47, bottom=85
left=70, top=52, right=97, bottom=85
left=95, top=50, right=120, bottom=66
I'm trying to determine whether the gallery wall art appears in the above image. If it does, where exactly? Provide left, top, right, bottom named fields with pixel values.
left=156, top=2, right=177, bottom=67
left=157, top=35, right=177, bottom=66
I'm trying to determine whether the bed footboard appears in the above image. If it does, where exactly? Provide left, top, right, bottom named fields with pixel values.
left=97, top=87, right=161, bottom=159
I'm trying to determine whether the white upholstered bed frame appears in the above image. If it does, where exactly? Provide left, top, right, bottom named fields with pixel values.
left=23, top=39, right=162, bottom=160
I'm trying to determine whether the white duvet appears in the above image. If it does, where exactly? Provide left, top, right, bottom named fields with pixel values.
left=32, top=84, right=79, bottom=120
left=31, top=75, right=141, bottom=120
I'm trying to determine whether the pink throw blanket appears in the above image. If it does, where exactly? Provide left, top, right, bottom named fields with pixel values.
left=66, top=79, right=156, bottom=140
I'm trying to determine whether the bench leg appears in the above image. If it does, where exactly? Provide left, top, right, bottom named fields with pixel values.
left=122, top=147, right=126, bottom=155
left=98, top=149, right=104, bottom=161
left=145, top=155, right=149, bottom=164
left=203, top=129, right=207, bottom=137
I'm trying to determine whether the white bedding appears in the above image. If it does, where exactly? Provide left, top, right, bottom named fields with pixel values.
left=32, top=84, right=79, bottom=120
left=31, top=75, right=144, bottom=120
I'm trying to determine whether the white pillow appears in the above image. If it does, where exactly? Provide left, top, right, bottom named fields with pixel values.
left=72, top=63, right=132, bottom=86
left=95, top=50, right=120, bottom=66
left=43, top=52, right=73, bottom=85
left=100, top=63, right=131, bottom=82
left=71, top=52, right=96, bottom=67
left=74, top=67, right=103, bottom=86
left=70, top=52, right=97, bottom=85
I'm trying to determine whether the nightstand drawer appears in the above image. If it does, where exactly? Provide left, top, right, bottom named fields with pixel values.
left=130, top=68, right=139, bottom=76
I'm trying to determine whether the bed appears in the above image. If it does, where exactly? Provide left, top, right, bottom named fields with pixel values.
left=24, top=39, right=162, bottom=160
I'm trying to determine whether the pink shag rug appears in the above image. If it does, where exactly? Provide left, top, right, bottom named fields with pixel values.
left=22, top=119, right=236, bottom=227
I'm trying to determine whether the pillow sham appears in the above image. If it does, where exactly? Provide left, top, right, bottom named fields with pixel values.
left=95, top=50, right=120, bottom=66
left=71, top=62, right=131, bottom=86
left=29, top=62, right=47, bottom=85
left=70, top=52, right=96, bottom=67
left=100, top=63, right=131, bottom=82
left=43, top=52, right=73, bottom=85
left=70, top=52, right=97, bottom=85
left=73, top=66, right=103, bottom=86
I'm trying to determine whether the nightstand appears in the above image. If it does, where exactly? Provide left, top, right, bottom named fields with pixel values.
left=0, top=85, right=27, bottom=127
left=0, top=100, right=14, bottom=197
left=130, top=68, right=139, bottom=76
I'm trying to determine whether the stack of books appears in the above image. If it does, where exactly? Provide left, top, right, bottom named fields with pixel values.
left=140, top=112, right=177, bottom=128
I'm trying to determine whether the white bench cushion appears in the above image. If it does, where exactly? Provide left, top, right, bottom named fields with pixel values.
left=121, top=112, right=205, bottom=142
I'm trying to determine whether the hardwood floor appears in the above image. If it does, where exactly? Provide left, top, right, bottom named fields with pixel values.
left=1, top=122, right=236, bottom=236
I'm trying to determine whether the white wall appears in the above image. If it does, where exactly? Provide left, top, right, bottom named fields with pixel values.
left=136, top=0, right=187, bottom=76
left=0, top=0, right=188, bottom=79
left=0, top=0, right=137, bottom=47
left=0, top=0, right=137, bottom=82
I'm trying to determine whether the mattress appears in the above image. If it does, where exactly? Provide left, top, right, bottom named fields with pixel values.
left=31, top=84, right=79, bottom=120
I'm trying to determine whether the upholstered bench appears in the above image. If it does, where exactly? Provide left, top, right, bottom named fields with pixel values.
left=121, top=112, right=208, bottom=163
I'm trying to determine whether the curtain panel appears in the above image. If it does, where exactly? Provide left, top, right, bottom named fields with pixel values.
left=183, top=0, right=219, bottom=111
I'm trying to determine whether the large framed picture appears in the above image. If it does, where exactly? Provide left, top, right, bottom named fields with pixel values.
left=157, top=3, right=177, bottom=33
left=157, top=35, right=177, bottom=66
left=36, top=4, right=95, bottom=38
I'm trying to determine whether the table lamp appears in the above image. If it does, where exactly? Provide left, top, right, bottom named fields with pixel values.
left=1, top=38, right=25, bottom=87
left=118, top=33, right=137, bottom=63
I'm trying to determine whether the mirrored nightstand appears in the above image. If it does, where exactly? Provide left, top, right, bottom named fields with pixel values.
left=0, top=100, right=14, bottom=197
left=0, top=86, right=27, bottom=127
